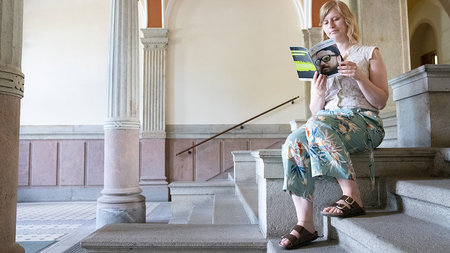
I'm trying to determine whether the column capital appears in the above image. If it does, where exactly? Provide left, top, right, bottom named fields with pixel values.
left=141, top=28, right=168, bottom=49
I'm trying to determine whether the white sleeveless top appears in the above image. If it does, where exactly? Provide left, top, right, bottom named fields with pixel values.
left=324, top=45, right=378, bottom=112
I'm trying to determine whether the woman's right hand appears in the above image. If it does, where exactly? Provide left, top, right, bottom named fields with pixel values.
left=312, top=71, right=327, bottom=97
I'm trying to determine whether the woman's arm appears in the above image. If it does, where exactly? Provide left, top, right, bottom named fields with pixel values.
left=310, top=71, right=327, bottom=115
left=338, top=48, right=389, bottom=110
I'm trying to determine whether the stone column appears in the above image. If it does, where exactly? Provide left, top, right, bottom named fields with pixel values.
left=357, top=0, right=410, bottom=113
left=0, top=1, right=25, bottom=252
left=138, top=29, right=168, bottom=201
left=97, top=0, right=146, bottom=228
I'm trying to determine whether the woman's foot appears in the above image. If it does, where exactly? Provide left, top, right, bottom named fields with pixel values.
left=279, top=222, right=316, bottom=248
left=322, top=178, right=364, bottom=216
left=322, top=194, right=364, bottom=215
left=321, top=195, right=366, bottom=217
left=279, top=224, right=318, bottom=249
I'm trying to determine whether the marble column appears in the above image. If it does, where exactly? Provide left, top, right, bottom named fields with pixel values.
left=96, top=0, right=146, bottom=228
left=139, top=28, right=168, bottom=200
left=0, top=1, right=25, bottom=252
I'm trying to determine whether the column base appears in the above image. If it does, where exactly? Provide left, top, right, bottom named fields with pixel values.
left=96, top=195, right=146, bottom=229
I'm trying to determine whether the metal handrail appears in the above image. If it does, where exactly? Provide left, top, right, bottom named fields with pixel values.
left=176, top=96, right=300, bottom=156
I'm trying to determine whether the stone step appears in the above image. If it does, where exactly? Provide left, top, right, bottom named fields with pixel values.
left=387, top=178, right=450, bottom=227
left=169, top=180, right=235, bottom=220
left=213, top=195, right=251, bottom=224
left=235, top=182, right=258, bottom=224
left=81, top=224, right=267, bottom=252
left=324, top=211, right=450, bottom=253
left=169, top=180, right=235, bottom=195
left=267, top=238, right=347, bottom=253
left=188, top=204, right=214, bottom=224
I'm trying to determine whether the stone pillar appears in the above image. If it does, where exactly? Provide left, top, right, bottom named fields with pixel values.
left=139, top=28, right=169, bottom=201
left=97, top=0, right=145, bottom=228
left=0, top=1, right=25, bottom=252
left=389, top=64, right=450, bottom=147
left=301, top=27, right=322, bottom=119
left=141, top=28, right=168, bottom=139
left=357, top=0, right=410, bottom=113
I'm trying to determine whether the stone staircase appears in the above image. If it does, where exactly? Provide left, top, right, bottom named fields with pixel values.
left=81, top=147, right=449, bottom=252
left=321, top=178, right=450, bottom=252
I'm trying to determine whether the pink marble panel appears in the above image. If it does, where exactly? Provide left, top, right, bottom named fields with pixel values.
left=140, top=139, right=166, bottom=181
left=167, top=139, right=194, bottom=182
left=86, top=140, right=104, bottom=186
left=30, top=140, right=57, bottom=186
left=59, top=140, right=85, bottom=186
left=195, top=139, right=221, bottom=181
left=222, top=139, right=248, bottom=172
left=249, top=138, right=285, bottom=150
left=18, top=141, right=30, bottom=186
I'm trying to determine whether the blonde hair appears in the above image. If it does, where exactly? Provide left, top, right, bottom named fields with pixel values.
left=319, top=0, right=360, bottom=44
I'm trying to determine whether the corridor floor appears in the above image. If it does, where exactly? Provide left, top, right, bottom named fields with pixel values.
left=16, top=201, right=171, bottom=253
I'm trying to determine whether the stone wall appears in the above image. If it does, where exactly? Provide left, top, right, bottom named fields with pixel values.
left=17, top=124, right=289, bottom=201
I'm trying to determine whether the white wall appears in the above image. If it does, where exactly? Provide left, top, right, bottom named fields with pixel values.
left=166, top=0, right=306, bottom=125
left=21, top=0, right=110, bottom=125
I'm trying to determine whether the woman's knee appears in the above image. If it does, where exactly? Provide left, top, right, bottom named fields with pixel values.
left=285, top=125, right=308, bottom=143
left=305, top=117, right=326, bottom=136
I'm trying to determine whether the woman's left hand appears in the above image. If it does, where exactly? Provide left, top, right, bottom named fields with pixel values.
left=338, top=61, right=363, bottom=80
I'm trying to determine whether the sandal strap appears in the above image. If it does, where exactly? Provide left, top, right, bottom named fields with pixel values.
left=291, top=225, right=304, bottom=234
left=335, top=197, right=365, bottom=216
left=292, top=225, right=318, bottom=239
left=281, top=233, right=299, bottom=245
left=339, top=195, right=361, bottom=209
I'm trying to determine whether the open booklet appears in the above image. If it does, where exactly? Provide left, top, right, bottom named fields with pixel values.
left=290, top=39, right=343, bottom=80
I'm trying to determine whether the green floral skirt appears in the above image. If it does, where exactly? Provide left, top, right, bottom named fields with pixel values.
left=282, top=108, right=384, bottom=201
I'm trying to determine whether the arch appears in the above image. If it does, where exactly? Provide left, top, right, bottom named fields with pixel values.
left=410, top=22, right=438, bottom=69
left=294, top=0, right=309, bottom=29
left=138, top=0, right=148, bottom=29
left=165, top=0, right=307, bottom=29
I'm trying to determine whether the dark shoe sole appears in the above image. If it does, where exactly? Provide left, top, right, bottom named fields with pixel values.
left=320, top=209, right=365, bottom=218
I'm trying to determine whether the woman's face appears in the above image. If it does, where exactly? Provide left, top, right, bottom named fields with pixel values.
left=322, top=8, right=348, bottom=42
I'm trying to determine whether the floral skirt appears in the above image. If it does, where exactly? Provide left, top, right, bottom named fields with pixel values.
left=282, top=108, right=385, bottom=201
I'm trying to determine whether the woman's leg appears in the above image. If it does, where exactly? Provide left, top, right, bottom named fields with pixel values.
left=304, top=112, right=370, bottom=214
left=281, top=126, right=316, bottom=246
left=279, top=194, right=315, bottom=246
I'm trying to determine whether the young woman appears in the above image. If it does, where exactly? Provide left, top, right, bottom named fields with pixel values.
left=279, top=0, right=388, bottom=249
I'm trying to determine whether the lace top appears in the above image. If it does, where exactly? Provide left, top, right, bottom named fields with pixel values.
left=324, top=45, right=378, bottom=112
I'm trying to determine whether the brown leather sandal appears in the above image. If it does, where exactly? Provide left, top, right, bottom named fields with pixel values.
left=321, top=195, right=366, bottom=218
left=279, top=225, right=319, bottom=250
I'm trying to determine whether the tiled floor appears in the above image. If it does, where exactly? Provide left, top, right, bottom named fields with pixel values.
left=16, top=201, right=171, bottom=253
